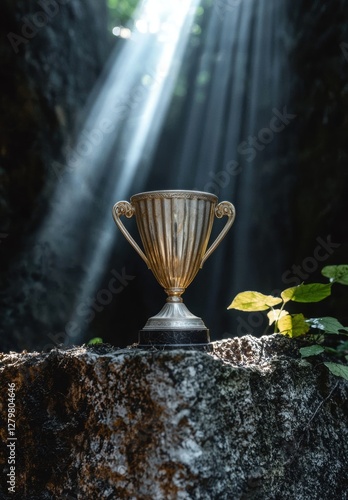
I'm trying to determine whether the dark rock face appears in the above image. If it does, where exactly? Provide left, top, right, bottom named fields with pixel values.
left=0, top=335, right=347, bottom=499
left=1, top=0, right=110, bottom=230
left=289, top=0, right=348, bottom=282
left=0, top=0, right=111, bottom=351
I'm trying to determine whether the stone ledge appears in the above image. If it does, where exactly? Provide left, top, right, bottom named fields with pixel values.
left=0, top=335, right=347, bottom=499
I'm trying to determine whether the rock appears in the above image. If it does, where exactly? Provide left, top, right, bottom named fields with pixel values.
left=0, top=334, right=347, bottom=499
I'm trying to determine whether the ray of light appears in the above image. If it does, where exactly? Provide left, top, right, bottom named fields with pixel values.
left=34, top=0, right=200, bottom=340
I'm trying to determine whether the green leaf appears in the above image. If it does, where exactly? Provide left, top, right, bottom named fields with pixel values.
left=321, top=265, right=348, bottom=285
left=278, top=313, right=310, bottom=338
left=281, top=283, right=331, bottom=303
left=87, top=337, right=104, bottom=345
left=306, top=317, right=348, bottom=335
left=267, top=309, right=289, bottom=326
left=300, top=345, right=325, bottom=358
left=324, top=362, right=348, bottom=381
left=227, top=291, right=282, bottom=311
left=337, top=341, right=348, bottom=353
left=323, top=347, right=340, bottom=354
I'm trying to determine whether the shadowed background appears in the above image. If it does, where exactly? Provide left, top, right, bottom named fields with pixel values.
left=1, top=0, right=348, bottom=351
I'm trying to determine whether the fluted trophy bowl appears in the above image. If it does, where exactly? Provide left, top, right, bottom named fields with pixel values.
left=113, top=190, right=235, bottom=350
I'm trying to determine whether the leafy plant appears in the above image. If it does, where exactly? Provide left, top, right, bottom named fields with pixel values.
left=228, top=265, right=348, bottom=381
left=87, top=337, right=104, bottom=346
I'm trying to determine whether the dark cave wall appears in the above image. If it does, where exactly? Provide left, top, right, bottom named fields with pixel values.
left=0, top=0, right=111, bottom=270
left=286, top=0, right=348, bottom=324
left=290, top=0, right=348, bottom=261
left=0, top=0, right=112, bottom=350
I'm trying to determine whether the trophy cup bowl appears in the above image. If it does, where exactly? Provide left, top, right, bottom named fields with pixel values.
left=112, top=190, right=235, bottom=350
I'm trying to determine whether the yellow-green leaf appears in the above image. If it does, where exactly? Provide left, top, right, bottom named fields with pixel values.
left=321, top=265, right=348, bottom=285
left=267, top=309, right=289, bottom=326
left=277, top=314, right=292, bottom=335
left=228, top=291, right=282, bottom=311
left=278, top=313, right=310, bottom=338
left=281, top=283, right=331, bottom=304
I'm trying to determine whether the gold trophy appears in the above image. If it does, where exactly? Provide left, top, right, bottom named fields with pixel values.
left=112, top=190, right=235, bottom=349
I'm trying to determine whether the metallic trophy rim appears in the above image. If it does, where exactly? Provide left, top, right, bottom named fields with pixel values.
left=130, top=189, right=218, bottom=204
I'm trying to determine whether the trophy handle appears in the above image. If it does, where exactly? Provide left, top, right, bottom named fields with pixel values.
left=112, top=201, right=150, bottom=269
left=200, top=201, right=236, bottom=268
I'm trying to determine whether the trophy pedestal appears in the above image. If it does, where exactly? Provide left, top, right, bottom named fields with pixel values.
left=137, top=329, right=212, bottom=351
left=136, top=301, right=212, bottom=351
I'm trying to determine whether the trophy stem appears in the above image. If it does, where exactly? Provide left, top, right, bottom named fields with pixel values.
left=164, top=288, right=185, bottom=303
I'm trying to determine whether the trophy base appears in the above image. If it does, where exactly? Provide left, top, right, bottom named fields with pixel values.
left=136, top=302, right=212, bottom=350
left=137, top=329, right=212, bottom=351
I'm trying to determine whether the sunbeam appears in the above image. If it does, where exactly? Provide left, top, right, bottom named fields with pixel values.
left=34, top=0, right=200, bottom=341
left=21, top=0, right=294, bottom=347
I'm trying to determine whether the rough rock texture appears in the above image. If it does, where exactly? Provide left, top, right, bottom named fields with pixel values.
left=0, top=335, right=347, bottom=499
